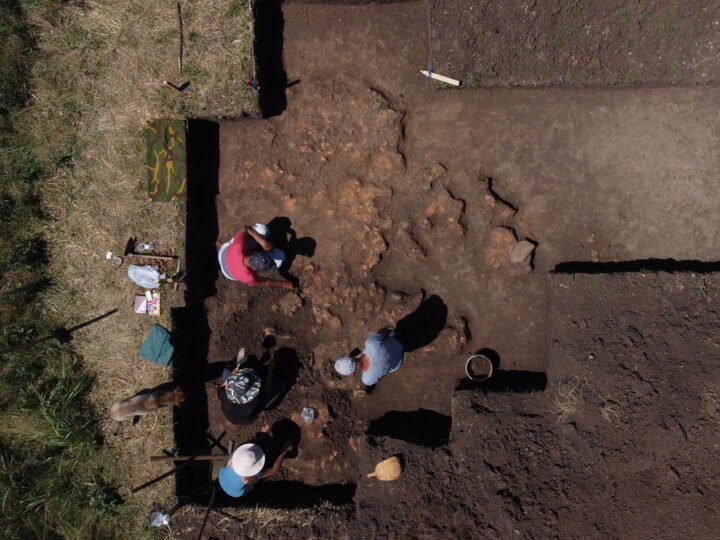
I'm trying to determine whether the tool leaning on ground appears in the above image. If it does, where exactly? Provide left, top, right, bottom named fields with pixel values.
left=124, top=237, right=185, bottom=289
left=124, top=237, right=178, bottom=261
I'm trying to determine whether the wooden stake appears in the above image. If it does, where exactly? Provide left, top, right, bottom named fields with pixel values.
left=132, top=450, right=201, bottom=494
left=126, top=253, right=178, bottom=261
left=150, top=454, right=228, bottom=463
left=420, top=70, right=461, bottom=86
left=196, top=486, right=218, bottom=540
left=177, top=2, right=183, bottom=74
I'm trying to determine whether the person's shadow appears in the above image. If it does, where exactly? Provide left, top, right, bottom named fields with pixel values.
left=271, top=418, right=301, bottom=459
left=264, top=346, right=300, bottom=411
left=395, top=294, right=448, bottom=352
left=267, top=217, right=316, bottom=287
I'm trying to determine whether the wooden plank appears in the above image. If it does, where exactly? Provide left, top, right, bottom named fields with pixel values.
left=150, top=454, right=228, bottom=463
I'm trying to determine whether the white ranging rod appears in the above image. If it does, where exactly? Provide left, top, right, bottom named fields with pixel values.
left=420, top=70, right=461, bottom=86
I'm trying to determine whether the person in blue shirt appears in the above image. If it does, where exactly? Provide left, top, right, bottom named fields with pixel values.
left=334, top=327, right=404, bottom=391
left=218, top=424, right=292, bottom=498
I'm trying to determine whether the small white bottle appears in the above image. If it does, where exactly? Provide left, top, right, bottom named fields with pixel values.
left=301, top=407, right=315, bottom=424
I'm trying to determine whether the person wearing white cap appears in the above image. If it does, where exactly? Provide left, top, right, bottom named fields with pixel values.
left=334, top=327, right=404, bottom=390
left=218, top=425, right=292, bottom=498
left=217, top=223, right=293, bottom=289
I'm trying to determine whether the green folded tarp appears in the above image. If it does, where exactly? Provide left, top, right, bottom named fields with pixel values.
left=144, top=118, right=187, bottom=202
left=139, top=324, right=174, bottom=367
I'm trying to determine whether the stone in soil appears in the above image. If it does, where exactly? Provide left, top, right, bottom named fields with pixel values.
left=508, top=239, right=536, bottom=266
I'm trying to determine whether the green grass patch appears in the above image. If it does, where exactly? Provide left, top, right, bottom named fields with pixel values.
left=659, top=13, right=679, bottom=38
left=559, top=0, right=583, bottom=16
left=0, top=2, right=135, bottom=537
left=0, top=0, right=257, bottom=535
left=617, top=67, right=637, bottom=83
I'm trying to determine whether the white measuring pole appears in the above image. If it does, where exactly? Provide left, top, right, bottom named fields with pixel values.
left=420, top=70, right=461, bottom=86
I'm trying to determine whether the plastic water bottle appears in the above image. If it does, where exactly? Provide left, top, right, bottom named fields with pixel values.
left=148, top=510, right=171, bottom=527
left=301, top=407, right=315, bottom=424
left=137, top=242, right=155, bottom=252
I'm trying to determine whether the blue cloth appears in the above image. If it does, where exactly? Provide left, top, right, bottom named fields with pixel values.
left=218, top=467, right=263, bottom=497
left=361, top=332, right=404, bottom=386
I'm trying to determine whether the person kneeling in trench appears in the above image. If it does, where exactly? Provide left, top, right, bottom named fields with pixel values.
left=334, top=327, right=404, bottom=392
left=218, top=223, right=294, bottom=289
left=218, top=425, right=292, bottom=498
left=217, top=348, right=288, bottom=425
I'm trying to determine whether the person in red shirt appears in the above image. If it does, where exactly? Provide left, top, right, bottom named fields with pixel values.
left=218, top=224, right=294, bottom=289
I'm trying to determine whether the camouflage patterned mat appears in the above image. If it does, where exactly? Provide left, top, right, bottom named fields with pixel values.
left=144, top=118, right=187, bottom=202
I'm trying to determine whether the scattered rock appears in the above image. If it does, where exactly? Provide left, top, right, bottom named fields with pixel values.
left=508, top=239, right=536, bottom=265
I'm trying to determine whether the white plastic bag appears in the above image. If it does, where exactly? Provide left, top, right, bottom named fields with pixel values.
left=127, top=264, right=164, bottom=289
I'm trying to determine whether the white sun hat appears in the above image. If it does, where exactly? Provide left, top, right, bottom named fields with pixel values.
left=251, top=223, right=270, bottom=238
left=230, top=444, right=266, bottom=476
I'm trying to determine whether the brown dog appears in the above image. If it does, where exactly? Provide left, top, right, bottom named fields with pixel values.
left=110, top=387, right=185, bottom=432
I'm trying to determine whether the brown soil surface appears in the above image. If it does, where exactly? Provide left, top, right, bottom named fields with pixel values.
left=171, top=1, right=720, bottom=537
left=432, top=0, right=720, bottom=87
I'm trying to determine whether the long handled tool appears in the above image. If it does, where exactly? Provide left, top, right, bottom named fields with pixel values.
left=124, top=237, right=178, bottom=261
left=150, top=454, right=228, bottom=463
left=0, top=309, right=118, bottom=355
left=195, top=439, right=233, bottom=540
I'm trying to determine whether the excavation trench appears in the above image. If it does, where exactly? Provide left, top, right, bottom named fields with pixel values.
left=166, top=0, right=720, bottom=536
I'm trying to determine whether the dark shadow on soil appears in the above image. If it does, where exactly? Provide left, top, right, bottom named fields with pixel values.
left=266, top=347, right=301, bottom=410
left=171, top=119, right=221, bottom=495
left=267, top=216, right=316, bottom=287
left=482, top=177, right=518, bottom=214
left=456, top=371, right=547, bottom=393
left=254, top=0, right=287, bottom=118
left=553, top=259, right=720, bottom=274
left=215, top=482, right=357, bottom=509
left=367, top=408, right=451, bottom=448
left=395, top=295, right=448, bottom=352
left=271, top=418, right=302, bottom=458
left=457, top=348, right=546, bottom=392
left=171, top=303, right=213, bottom=494
left=185, top=119, right=220, bottom=305
left=477, top=348, right=501, bottom=371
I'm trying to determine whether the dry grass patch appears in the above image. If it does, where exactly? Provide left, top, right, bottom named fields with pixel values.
left=16, top=0, right=257, bottom=532
left=552, top=375, right=623, bottom=424
left=172, top=501, right=350, bottom=538
left=553, top=376, right=582, bottom=423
